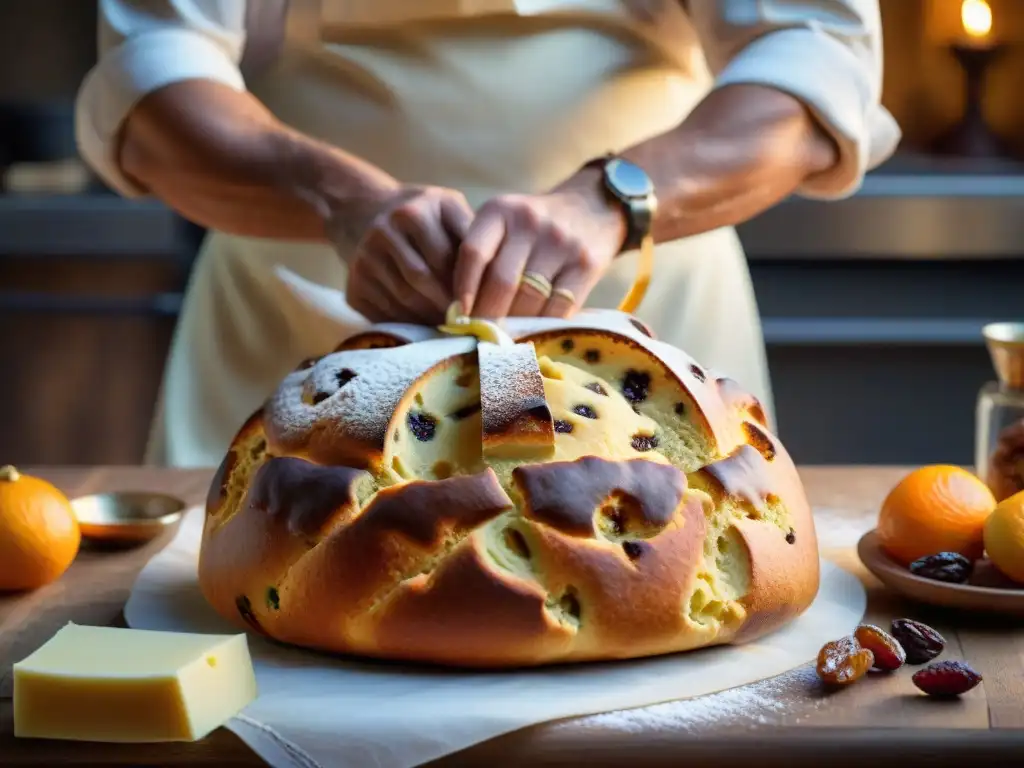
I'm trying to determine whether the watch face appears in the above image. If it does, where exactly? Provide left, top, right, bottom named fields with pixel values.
left=605, top=158, right=654, bottom=198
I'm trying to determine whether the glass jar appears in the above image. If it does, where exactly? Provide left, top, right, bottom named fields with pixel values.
left=975, top=323, right=1024, bottom=501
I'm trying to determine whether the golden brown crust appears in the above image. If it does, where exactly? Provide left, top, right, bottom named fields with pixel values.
left=697, top=434, right=819, bottom=644
left=263, top=469, right=515, bottom=652
left=716, top=376, right=768, bottom=427
left=199, top=309, right=820, bottom=667
left=371, top=540, right=567, bottom=667
left=199, top=453, right=371, bottom=633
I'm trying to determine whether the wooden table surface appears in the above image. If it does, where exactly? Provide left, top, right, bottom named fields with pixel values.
left=3, top=466, right=1024, bottom=768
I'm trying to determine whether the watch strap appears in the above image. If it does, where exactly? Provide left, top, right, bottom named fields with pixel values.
left=584, top=154, right=655, bottom=253
left=621, top=196, right=653, bottom=252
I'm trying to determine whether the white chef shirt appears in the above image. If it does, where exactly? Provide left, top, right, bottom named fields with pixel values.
left=77, top=0, right=900, bottom=202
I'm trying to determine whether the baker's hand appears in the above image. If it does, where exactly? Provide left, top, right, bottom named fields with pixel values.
left=329, top=185, right=473, bottom=324
left=453, top=179, right=626, bottom=319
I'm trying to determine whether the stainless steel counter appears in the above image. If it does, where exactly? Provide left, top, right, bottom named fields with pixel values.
left=0, top=194, right=183, bottom=257
left=738, top=173, right=1024, bottom=260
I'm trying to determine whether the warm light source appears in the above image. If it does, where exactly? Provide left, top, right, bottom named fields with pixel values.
left=961, top=0, right=992, bottom=40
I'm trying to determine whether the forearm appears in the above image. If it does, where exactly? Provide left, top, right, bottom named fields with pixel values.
left=119, top=79, right=399, bottom=241
left=556, top=84, right=838, bottom=244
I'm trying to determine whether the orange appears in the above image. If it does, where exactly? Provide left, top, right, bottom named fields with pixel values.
left=0, top=465, right=81, bottom=591
left=984, top=489, right=1024, bottom=584
left=877, top=464, right=996, bottom=566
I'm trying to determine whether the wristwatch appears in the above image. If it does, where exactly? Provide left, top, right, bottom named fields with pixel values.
left=586, top=154, right=657, bottom=253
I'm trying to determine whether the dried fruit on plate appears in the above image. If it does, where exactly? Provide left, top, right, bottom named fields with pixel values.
left=908, top=552, right=974, bottom=584
left=890, top=618, right=946, bottom=665
left=854, top=624, right=906, bottom=671
left=0, top=465, right=80, bottom=591
left=816, top=636, right=874, bottom=686
left=912, top=660, right=982, bottom=697
left=877, top=465, right=995, bottom=566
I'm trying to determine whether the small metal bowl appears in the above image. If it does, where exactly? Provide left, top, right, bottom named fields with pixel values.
left=72, top=492, right=187, bottom=545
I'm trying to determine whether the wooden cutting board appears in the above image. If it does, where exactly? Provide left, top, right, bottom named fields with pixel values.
left=2, top=466, right=1024, bottom=768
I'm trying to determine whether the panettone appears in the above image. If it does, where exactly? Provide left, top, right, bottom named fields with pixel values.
left=199, top=308, right=819, bottom=668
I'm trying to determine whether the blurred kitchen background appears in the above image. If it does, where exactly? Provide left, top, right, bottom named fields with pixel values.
left=1, top=0, right=1023, bottom=467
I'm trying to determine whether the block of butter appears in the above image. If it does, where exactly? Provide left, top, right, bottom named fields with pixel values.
left=14, top=622, right=258, bottom=743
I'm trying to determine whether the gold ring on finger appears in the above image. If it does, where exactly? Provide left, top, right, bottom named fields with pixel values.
left=520, top=271, right=553, bottom=299
left=552, top=287, right=578, bottom=307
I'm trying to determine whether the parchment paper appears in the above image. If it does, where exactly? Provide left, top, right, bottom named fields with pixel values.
left=125, top=508, right=865, bottom=768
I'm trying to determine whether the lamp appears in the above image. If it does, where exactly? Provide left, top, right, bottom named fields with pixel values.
left=930, top=0, right=1011, bottom=158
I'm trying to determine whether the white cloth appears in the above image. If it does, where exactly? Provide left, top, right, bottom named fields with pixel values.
left=76, top=0, right=900, bottom=468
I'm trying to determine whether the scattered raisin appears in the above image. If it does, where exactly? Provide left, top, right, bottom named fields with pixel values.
left=573, top=404, right=598, bottom=419
left=561, top=339, right=575, bottom=352
left=631, top=433, right=659, bottom=452
left=854, top=624, right=906, bottom=671
left=621, top=370, right=651, bottom=404
left=909, top=552, right=974, bottom=584
left=912, top=660, right=982, bottom=697
left=554, top=419, right=574, bottom=434
left=674, top=402, right=686, bottom=416
left=311, top=391, right=330, bottom=405
left=785, top=529, right=796, bottom=544
left=449, top=403, right=481, bottom=420
left=890, top=618, right=946, bottom=665
left=266, top=587, right=280, bottom=611
left=336, top=368, right=357, bottom=387
left=689, top=364, right=706, bottom=383
left=407, top=412, right=438, bottom=442
left=622, top=540, right=646, bottom=561
left=584, top=349, right=601, bottom=363
left=584, top=382, right=608, bottom=396
left=816, top=636, right=874, bottom=686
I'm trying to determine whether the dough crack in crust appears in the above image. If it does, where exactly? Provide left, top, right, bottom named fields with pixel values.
left=200, top=309, right=819, bottom=667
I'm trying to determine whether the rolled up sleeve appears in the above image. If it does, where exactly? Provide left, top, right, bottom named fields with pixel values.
left=75, top=0, right=248, bottom=197
left=688, top=0, right=901, bottom=199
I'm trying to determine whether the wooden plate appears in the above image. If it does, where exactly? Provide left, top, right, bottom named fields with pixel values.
left=857, top=529, right=1024, bottom=616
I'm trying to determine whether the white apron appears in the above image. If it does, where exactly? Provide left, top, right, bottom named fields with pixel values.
left=146, top=0, right=774, bottom=468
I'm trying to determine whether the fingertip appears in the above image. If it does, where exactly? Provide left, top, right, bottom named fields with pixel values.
left=452, top=261, right=479, bottom=317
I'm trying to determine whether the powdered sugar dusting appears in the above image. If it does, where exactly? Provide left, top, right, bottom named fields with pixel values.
left=560, top=665, right=822, bottom=735
left=265, top=337, right=476, bottom=453
left=479, top=341, right=552, bottom=445
left=263, top=311, right=649, bottom=461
